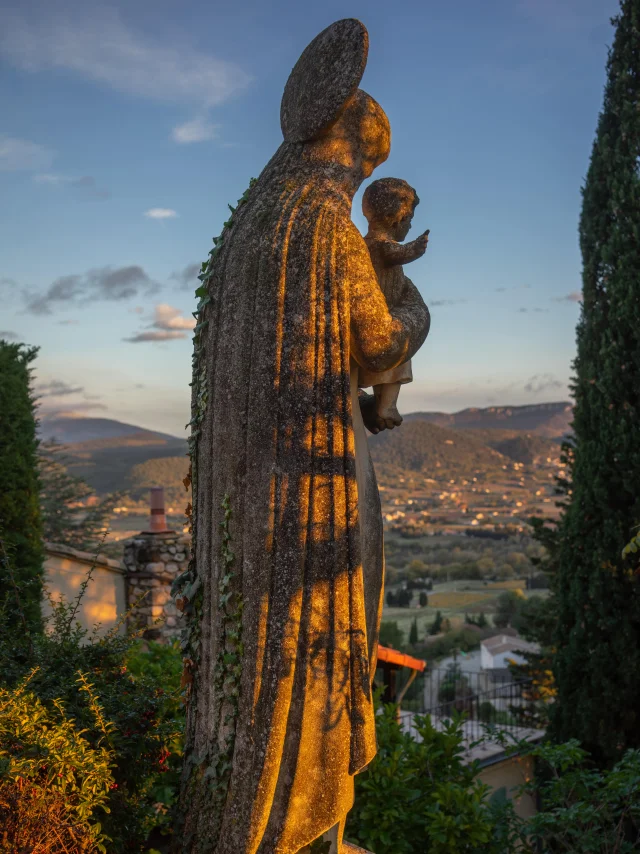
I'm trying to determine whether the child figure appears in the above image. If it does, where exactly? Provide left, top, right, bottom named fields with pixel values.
left=359, top=177, right=430, bottom=427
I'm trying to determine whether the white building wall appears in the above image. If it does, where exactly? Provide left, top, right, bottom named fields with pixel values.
left=481, top=645, right=494, bottom=670
left=494, top=650, right=527, bottom=669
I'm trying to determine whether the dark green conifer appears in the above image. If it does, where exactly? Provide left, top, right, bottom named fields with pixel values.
left=409, top=617, right=419, bottom=646
left=551, top=1, right=640, bottom=763
left=0, top=342, right=44, bottom=630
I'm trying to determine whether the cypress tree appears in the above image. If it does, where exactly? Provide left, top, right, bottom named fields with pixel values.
left=0, top=341, right=44, bottom=630
left=551, top=1, right=640, bottom=763
left=409, top=617, right=419, bottom=646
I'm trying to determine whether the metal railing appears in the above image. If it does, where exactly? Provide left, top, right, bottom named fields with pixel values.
left=399, top=666, right=539, bottom=744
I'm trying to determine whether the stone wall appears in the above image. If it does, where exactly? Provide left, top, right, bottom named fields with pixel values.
left=123, top=530, right=191, bottom=642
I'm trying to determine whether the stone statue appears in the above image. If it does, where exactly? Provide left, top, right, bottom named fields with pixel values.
left=358, top=178, right=430, bottom=430
left=174, top=19, right=430, bottom=854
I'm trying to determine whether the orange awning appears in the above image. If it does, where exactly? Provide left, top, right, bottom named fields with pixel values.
left=376, top=645, right=426, bottom=672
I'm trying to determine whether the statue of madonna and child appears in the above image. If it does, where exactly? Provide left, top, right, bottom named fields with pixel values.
left=173, top=18, right=431, bottom=854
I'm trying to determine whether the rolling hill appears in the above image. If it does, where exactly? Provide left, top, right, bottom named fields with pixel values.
left=40, top=403, right=570, bottom=498
left=40, top=414, right=187, bottom=495
left=369, top=421, right=509, bottom=477
left=40, top=414, right=181, bottom=445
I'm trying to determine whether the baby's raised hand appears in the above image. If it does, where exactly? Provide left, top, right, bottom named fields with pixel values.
left=415, top=229, right=430, bottom=255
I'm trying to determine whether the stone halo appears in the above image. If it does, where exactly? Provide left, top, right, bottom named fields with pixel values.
left=280, top=18, right=369, bottom=143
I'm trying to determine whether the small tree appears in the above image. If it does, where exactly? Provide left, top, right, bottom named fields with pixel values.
left=419, top=591, right=428, bottom=608
left=396, top=588, right=413, bottom=608
left=39, top=440, right=122, bottom=553
left=493, top=590, right=524, bottom=629
left=429, top=610, right=443, bottom=635
left=0, top=341, right=44, bottom=630
left=409, top=617, right=419, bottom=646
left=378, top=621, right=405, bottom=650
left=550, top=0, right=640, bottom=764
left=386, top=590, right=396, bottom=607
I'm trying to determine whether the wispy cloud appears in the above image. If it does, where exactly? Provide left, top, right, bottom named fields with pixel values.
left=124, top=303, right=195, bottom=343
left=519, top=305, right=548, bottom=313
left=57, top=319, right=79, bottom=325
left=0, top=3, right=251, bottom=108
left=35, top=377, right=106, bottom=414
left=125, top=330, right=187, bottom=343
left=0, top=330, right=19, bottom=340
left=24, top=265, right=159, bottom=314
left=495, top=284, right=531, bottom=293
left=34, top=172, right=110, bottom=199
left=431, top=298, right=468, bottom=307
left=152, top=303, right=196, bottom=331
left=553, top=291, right=582, bottom=303
left=40, top=400, right=109, bottom=414
left=36, top=379, right=84, bottom=397
left=171, top=116, right=219, bottom=144
left=524, top=373, right=563, bottom=394
left=0, top=134, right=54, bottom=171
left=170, top=262, right=200, bottom=290
left=144, top=208, right=178, bottom=220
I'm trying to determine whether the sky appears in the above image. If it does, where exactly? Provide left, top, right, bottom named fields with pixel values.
left=0, top=0, right=620, bottom=437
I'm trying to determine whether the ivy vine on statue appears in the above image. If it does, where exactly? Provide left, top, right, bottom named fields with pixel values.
left=172, top=19, right=430, bottom=854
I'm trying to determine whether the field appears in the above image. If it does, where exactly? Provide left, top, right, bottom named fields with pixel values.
left=381, top=578, right=549, bottom=646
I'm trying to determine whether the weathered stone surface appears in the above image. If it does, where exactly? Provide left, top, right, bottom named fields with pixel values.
left=358, top=177, right=430, bottom=427
left=281, top=18, right=368, bottom=143
left=123, top=531, right=190, bottom=641
left=176, top=18, right=429, bottom=854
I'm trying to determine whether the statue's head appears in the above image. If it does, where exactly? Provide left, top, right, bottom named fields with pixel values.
left=304, top=89, right=391, bottom=186
left=280, top=19, right=390, bottom=189
left=363, top=178, right=420, bottom=240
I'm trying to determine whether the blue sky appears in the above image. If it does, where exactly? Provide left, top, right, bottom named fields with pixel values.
left=0, top=0, right=619, bottom=436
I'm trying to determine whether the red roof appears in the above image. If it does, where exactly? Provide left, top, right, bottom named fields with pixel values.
left=376, top=645, right=426, bottom=672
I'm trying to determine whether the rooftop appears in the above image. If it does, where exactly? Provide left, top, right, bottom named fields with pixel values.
left=481, top=634, right=540, bottom=656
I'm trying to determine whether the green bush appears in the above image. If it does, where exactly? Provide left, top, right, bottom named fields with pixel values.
left=523, top=740, right=640, bottom=851
left=0, top=673, right=114, bottom=853
left=0, top=593, right=184, bottom=852
left=346, top=704, right=516, bottom=854
left=420, top=627, right=481, bottom=662
left=346, top=705, right=640, bottom=853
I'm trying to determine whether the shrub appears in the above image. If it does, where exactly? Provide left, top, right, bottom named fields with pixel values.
left=522, top=740, right=640, bottom=851
left=346, top=704, right=516, bottom=854
left=0, top=591, right=184, bottom=852
left=0, top=672, right=114, bottom=853
left=419, top=627, right=481, bottom=663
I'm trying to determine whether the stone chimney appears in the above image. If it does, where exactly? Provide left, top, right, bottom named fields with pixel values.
left=147, top=486, right=169, bottom=533
left=123, top=487, right=191, bottom=643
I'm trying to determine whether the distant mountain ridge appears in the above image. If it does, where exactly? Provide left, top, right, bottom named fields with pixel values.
left=39, top=414, right=182, bottom=446
left=405, top=402, right=572, bottom=438
left=38, top=403, right=571, bottom=497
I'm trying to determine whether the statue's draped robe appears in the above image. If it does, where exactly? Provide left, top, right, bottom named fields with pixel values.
left=184, top=145, right=429, bottom=854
